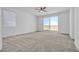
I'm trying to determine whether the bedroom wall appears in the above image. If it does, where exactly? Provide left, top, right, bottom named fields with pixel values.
left=2, top=8, right=36, bottom=37
left=74, top=7, right=79, bottom=50
left=37, top=10, right=70, bottom=34
left=58, top=10, right=70, bottom=34
left=0, top=8, right=2, bottom=50
left=69, top=8, right=75, bottom=39
left=70, top=7, right=79, bottom=50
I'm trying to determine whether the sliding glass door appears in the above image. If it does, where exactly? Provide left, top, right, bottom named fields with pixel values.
left=43, top=16, right=58, bottom=31
left=43, top=17, right=50, bottom=30
left=50, top=16, right=58, bottom=31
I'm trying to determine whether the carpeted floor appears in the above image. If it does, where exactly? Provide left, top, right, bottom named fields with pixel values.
left=1, top=31, right=78, bottom=52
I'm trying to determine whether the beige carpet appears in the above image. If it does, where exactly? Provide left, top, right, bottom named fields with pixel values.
left=1, top=31, right=78, bottom=52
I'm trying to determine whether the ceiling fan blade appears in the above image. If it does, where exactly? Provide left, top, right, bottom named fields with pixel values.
left=40, top=7, right=43, bottom=10
left=43, top=7, right=46, bottom=9
left=35, top=7, right=47, bottom=13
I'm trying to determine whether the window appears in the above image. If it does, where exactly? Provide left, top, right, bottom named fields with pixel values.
left=3, top=9, right=16, bottom=27
left=43, top=16, right=58, bottom=31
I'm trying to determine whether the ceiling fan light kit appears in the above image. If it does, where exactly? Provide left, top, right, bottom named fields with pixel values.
left=40, top=10, right=43, bottom=13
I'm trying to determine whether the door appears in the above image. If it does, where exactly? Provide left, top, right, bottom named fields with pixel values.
left=50, top=16, right=58, bottom=31
left=43, top=17, right=50, bottom=30
left=43, top=16, right=58, bottom=31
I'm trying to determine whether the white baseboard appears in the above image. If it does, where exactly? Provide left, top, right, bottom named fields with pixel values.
left=0, top=40, right=2, bottom=50
left=74, top=41, right=79, bottom=51
left=0, top=46, right=2, bottom=50
left=2, top=31, right=37, bottom=39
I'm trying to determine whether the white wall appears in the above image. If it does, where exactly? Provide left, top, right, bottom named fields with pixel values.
left=2, top=8, right=36, bottom=37
left=0, top=8, right=2, bottom=50
left=69, top=7, right=79, bottom=50
left=74, top=7, right=79, bottom=50
left=69, top=8, right=75, bottom=39
left=58, top=10, right=70, bottom=34
left=36, top=10, right=70, bottom=34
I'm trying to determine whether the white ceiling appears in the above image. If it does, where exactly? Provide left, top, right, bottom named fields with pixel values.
left=9, top=7, right=70, bottom=16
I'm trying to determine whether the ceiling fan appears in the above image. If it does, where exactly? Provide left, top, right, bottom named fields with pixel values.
left=35, top=7, right=47, bottom=13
